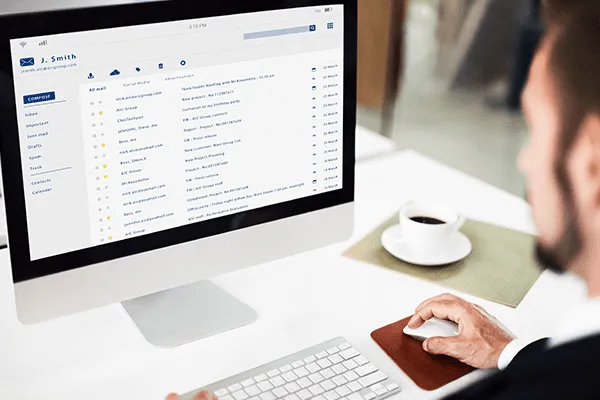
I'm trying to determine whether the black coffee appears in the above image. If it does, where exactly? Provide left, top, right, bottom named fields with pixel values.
left=410, top=216, right=446, bottom=225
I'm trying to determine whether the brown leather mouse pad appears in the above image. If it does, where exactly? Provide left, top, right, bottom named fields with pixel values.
left=371, top=316, right=475, bottom=391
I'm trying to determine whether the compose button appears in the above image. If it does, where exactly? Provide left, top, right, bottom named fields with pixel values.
left=23, top=91, right=56, bottom=105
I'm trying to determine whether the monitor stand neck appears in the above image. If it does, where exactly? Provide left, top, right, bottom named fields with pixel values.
left=121, top=280, right=257, bottom=348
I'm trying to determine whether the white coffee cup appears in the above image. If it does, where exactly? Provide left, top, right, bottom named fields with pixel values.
left=399, top=201, right=465, bottom=251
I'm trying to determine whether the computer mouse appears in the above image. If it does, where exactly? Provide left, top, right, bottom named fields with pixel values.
left=403, top=317, right=460, bottom=342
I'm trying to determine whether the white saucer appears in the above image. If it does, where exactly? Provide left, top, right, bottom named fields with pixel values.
left=381, top=224, right=472, bottom=266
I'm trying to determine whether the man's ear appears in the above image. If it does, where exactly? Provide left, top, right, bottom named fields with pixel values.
left=581, top=113, right=600, bottom=205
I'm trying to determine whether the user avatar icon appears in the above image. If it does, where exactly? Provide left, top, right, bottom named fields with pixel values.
left=88, top=73, right=95, bottom=79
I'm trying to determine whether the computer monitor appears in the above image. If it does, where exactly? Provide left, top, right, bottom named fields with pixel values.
left=0, top=0, right=356, bottom=346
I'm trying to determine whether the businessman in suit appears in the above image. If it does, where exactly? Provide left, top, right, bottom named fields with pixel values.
left=407, top=1, right=600, bottom=398
left=167, top=1, right=600, bottom=399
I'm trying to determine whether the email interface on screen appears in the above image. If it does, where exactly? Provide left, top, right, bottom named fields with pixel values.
left=10, top=5, right=345, bottom=261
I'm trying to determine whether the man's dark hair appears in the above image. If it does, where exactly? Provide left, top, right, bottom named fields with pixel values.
left=543, top=1, right=600, bottom=157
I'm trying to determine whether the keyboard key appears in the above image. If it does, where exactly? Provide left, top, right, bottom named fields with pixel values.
left=309, top=385, right=325, bottom=396
left=303, top=355, right=317, bottom=364
left=321, top=379, right=336, bottom=391
left=332, top=376, right=348, bottom=386
left=233, top=390, right=249, bottom=400
left=328, top=354, right=343, bottom=364
left=343, top=371, right=359, bottom=382
left=342, top=360, right=358, bottom=370
left=339, top=343, right=351, bottom=350
left=340, top=349, right=360, bottom=360
left=372, top=385, right=387, bottom=396
left=348, top=382, right=362, bottom=393
left=363, top=393, right=376, bottom=400
left=358, top=371, right=387, bottom=388
left=386, top=383, right=399, bottom=392
left=327, top=347, right=340, bottom=355
left=273, top=387, right=289, bottom=398
left=280, top=365, right=293, bottom=373
left=294, top=367, right=310, bottom=378
left=284, top=382, right=301, bottom=394
left=321, top=368, right=336, bottom=379
left=306, top=363, right=321, bottom=373
left=354, top=356, right=368, bottom=366
left=316, top=351, right=329, bottom=359
left=355, top=364, right=378, bottom=377
left=370, top=384, right=383, bottom=393
left=309, top=372, right=325, bottom=384
left=243, top=379, right=256, bottom=388
left=270, top=376, right=286, bottom=387
left=260, top=393, right=275, bottom=400
left=246, top=386, right=261, bottom=397
left=229, top=384, right=243, bottom=393
left=249, top=397, right=259, bottom=400
left=283, top=372, right=298, bottom=383
left=313, top=396, right=326, bottom=400
left=348, top=394, right=364, bottom=400
left=215, top=389, right=229, bottom=397
left=221, top=395, right=234, bottom=400
left=335, top=386, right=351, bottom=397
left=332, top=364, right=347, bottom=375
left=297, top=390, right=312, bottom=400
left=298, top=378, right=312, bottom=389
left=284, top=394, right=300, bottom=400
left=268, top=370, right=281, bottom=378
left=317, top=359, right=333, bottom=369
left=255, top=374, right=269, bottom=383
left=258, top=381, right=274, bottom=392
left=324, top=391, right=340, bottom=400
left=292, top=361, right=305, bottom=368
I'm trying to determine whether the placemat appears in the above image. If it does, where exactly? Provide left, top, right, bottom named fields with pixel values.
left=343, top=214, right=541, bottom=307
left=371, top=316, right=475, bottom=391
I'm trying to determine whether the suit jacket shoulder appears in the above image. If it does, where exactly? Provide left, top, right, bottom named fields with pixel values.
left=443, top=334, right=600, bottom=400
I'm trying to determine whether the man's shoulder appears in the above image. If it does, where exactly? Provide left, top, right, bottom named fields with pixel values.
left=443, top=334, right=600, bottom=400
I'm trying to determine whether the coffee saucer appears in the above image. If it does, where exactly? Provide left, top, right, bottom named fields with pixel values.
left=381, top=224, right=472, bottom=266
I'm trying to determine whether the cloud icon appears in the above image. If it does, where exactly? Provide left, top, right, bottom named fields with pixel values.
left=109, top=69, right=121, bottom=76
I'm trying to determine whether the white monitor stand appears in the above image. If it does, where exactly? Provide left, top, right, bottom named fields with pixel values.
left=122, top=280, right=257, bottom=348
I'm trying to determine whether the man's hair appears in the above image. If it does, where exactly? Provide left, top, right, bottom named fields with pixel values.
left=543, top=1, right=600, bottom=157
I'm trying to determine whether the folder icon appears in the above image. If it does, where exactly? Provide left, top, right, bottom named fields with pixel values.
left=20, top=57, right=35, bottom=67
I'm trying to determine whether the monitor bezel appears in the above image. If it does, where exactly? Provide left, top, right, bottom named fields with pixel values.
left=0, top=0, right=356, bottom=283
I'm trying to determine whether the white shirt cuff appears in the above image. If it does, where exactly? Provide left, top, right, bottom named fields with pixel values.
left=497, top=339, right=533, bottom=369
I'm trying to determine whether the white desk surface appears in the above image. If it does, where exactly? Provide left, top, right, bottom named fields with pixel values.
left=355, top=126, right=397, bottom=162
left=0, top=150, right=586, bottom=400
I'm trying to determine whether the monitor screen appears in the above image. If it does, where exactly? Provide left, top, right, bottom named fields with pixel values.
left=0, top=0, right=357, bottom=283
left=0, top=1, right=355, bottom=282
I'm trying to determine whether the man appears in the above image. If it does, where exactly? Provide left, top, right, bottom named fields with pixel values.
left=167, top=1, right=600, bottom=398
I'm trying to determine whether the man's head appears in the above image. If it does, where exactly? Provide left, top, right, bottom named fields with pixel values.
left=519, top=1, right=600, bottom=282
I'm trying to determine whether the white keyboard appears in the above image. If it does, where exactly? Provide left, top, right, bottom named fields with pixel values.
left=180, top=337, right=402, bottom=400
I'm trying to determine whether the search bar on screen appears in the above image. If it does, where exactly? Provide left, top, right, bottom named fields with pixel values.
left=244, top=25, right=316, bottom=40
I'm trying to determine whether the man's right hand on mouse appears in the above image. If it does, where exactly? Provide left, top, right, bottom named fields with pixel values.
left=407, top=293, right=516, bottom=369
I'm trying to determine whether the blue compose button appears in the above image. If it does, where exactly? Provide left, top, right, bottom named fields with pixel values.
left=23, top=91, right=56, bottom=105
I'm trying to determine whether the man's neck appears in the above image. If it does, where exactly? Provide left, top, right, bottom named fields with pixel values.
left=575, top=246, right=600, bottom=297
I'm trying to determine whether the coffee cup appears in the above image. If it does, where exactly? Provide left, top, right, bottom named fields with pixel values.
left=399, top=201, right=465, bottom=251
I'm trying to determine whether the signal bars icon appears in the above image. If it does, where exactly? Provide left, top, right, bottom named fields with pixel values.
left=39, top=39, right=48, bottom=46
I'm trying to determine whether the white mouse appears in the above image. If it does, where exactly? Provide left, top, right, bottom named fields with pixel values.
left=403, top=317, right=460, bottom=342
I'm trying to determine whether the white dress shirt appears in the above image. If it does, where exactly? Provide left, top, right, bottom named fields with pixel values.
left=498, top=297, right=600, bottom=369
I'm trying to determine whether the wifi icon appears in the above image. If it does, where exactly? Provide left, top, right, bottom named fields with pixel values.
left=19, top=41, right=27, bottom=48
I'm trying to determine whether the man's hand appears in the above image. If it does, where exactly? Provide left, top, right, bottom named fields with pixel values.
left=407, top=293, right=516, bottom=369
left=166, top=391, right=218, bottom=400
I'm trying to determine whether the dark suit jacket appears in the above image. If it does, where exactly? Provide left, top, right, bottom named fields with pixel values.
left=443, top=334, right=600, bottom=399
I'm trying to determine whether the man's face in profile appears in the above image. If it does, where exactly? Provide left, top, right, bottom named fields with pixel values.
left=518, top=36, right=581, bottom=274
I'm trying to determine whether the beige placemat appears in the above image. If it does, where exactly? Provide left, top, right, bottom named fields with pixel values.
left=343, top=214, right=541, bottom=308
